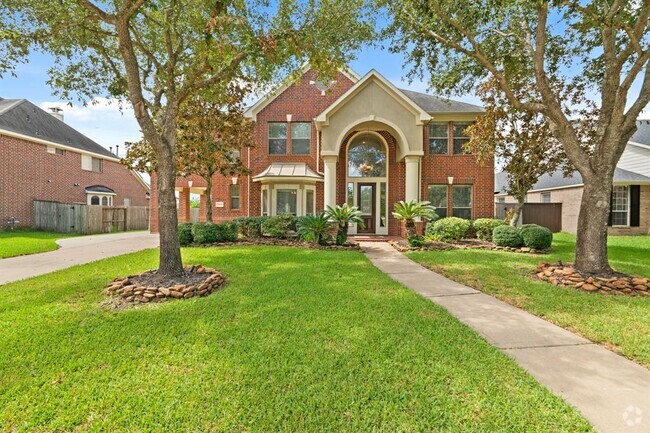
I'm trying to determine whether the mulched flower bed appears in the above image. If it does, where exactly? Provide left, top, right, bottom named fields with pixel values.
left=389, top=239, right=549, bottom=254
left=533, top=262, right=650, bottom=297
left=103, top=264, right=227, bottom=307
left=189, top=238, right=360, bottom=250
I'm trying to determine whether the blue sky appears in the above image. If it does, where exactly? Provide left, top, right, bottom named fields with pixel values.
left=0, top=40, right=648, bottom=154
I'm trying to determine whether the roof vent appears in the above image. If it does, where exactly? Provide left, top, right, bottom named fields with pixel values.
left=47, top=107, right=64, bottom=122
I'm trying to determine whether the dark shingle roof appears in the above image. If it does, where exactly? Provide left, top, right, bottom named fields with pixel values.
left=398, top=88, right=484, bottom=114
left=85, top=185, right=116, bottom=193
left=631, top=120, right=650, bottom=146
left=0, top=98, right=116, bottom=159
left=495, top=167, right=650, bottom=194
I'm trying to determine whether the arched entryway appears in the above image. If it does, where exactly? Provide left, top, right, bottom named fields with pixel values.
left=346, top=131, right=389, bottom=235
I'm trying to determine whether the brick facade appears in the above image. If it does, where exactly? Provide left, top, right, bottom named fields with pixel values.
left=150, top=68, right=494, bottom=236
left=0, top=133, right=149, bottom=228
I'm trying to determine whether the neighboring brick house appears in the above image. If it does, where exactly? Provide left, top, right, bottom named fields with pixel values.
left=151, top=66, right=493, bottom=236
left=495, top=120, right=650, bottom=235
left=0, top=97, right=150, bottom=228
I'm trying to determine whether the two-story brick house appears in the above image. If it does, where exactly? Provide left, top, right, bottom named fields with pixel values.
left=0, top=97, right=150, bottom=228
left=150, top=66, right=494, bottom=236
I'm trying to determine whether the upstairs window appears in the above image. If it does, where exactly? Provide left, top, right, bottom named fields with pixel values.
left=91, top=157, right=103, bottom=173
left=428, top=123, right=448, bottom=154
left=452, top=122, right=472, bottom=154
left=268, top=123, right=287, bottom=155
left=540, top=192, right=551, bottom=203
left=452, top=185, right=472, bottom=219
left=291, top=122, right=311, bottom=155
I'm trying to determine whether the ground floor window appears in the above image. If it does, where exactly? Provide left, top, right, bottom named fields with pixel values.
left=452, top=185, right=472, bottom=219
left=428, top=185, right=448, bottom=218
left=88, top=194, right=113, bottom=206
left=261, top=184, right=316, bottom=217
left=611, top=185, right=629, bottom=226
left=306, top=190, right=315, bottom=216
left=540, top=192, right=551, bottom=203
left=230, top=185, right=240, bottom=210
left=276, top=189, right=297, bottom=215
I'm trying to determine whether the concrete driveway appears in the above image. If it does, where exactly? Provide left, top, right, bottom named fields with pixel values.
left=0, top=231, right=159, bottom=285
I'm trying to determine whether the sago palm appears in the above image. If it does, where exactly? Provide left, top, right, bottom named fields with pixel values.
left=297, top=213, right=332, bottom=246
left=325, top=204, right=365, bottom=245
left=392, top=200, right=437, bottom=240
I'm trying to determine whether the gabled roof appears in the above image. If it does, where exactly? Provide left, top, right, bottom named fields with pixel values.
left=495, top=167, right=650, bottom=194
left=252, top=163, right=323, bottom=182
left=244, top=63, right=361, bottom=121
left=0, top=98, right=117, bottom=159
left=630, top=119, right=650, bottom=148
left=398, top=88, right=484, bottom=114
left=315, top=70, right=432, bottom=125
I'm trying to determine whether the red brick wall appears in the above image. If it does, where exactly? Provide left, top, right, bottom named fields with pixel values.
left=0, top=133, right=149, bottom=228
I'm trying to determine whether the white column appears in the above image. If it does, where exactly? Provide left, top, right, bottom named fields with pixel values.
left=323, top=156, right=338, bottom=208
left=404, top=155, right=420, bottom=202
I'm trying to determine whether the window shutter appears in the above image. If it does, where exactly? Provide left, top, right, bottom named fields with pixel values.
left=607, top=189, right=613, bottom=227
left=630, top=185, right=641, bottom=227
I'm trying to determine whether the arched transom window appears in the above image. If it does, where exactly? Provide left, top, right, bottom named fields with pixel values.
left=347, top=135, right=387, bottom=178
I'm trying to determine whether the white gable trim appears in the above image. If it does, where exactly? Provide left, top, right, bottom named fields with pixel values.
left=315, top=70, right=432, bottom=127
left=629, top=141, right=650, bottom=150
left=244, top=63, right=360, bottom=121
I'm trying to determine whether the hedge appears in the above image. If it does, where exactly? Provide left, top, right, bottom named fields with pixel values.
left=234, top=216, right=269, bottom=238
left=178, top=222, right=193, bottom=246
left=520, top=225, right=553, bottom=249
left=473, top=218, right=506, bottom=241
left=426, top=217, right=471, bottom=242
left=191, top=222, right=238, bottom=244
left=261, top=214, right=298, bottom=238
left=492, top=225, right=523, bottom=248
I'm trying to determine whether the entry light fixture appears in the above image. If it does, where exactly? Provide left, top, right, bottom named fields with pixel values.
left=188, top=180, right=193, bottom=188
left=231, top=176, right=238, bottom=185
left=447, top=176, right=454, bottom=185
left=286, top=114, right=292, bottom=122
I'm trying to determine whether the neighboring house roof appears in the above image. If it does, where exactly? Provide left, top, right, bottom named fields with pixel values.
left=495, top=167, right=650, bottom=194
left=252, top=163, right=323, bottom=182
left=0, top=97, right=117, bottom=159
left=630, top=119, right=650, bottom=149
left=85, top=185, right=116, bottom=194
left=398, top=88, right=484, bottom=114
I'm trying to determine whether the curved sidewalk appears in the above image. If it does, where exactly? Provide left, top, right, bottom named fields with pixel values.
left=360, top=241, right=650, bottom=433
left=0, top=231, right=159, bottom=285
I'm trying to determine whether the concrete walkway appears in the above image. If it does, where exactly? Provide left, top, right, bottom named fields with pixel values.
left=360, top=242, right=650, bottom=433
left=0, top=231, right=159, bottom=285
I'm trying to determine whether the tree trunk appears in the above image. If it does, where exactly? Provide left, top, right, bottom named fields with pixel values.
left=405, top=219, right=417, bottom=239
left=574, top=177, right=613, bottom=275
left=205, top=175, right=213, bottom=223
left=510, top=200, right=524, bottom=227
left=155, top=137, right=184, bottom=278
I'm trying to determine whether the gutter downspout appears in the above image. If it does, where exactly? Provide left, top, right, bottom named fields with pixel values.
left=247, top=146, right=251, bottom=217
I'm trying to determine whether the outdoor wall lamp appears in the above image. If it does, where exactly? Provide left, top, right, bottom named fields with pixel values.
left=188, top=180, right=193, bottom=188
left=286, top=114, right=292, bottom=122
left=447, top=176, right=454, bottom=185
left=231, top=177, right=238, bottom=185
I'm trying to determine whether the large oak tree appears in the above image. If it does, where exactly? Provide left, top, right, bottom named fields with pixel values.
left=386, top=0, right=650, bottom=275
left=4, top=0, right=375, bottom=277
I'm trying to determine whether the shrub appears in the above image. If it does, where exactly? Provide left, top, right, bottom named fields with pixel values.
left=520, top=225, right=553, bottom=249
left=408, top=235, right=426, bottom=248
left=492, top=225, right=524, bottom=248
left=214, top=222, right=238, bottom=242
left=234, top=216, right=269, bottom=238
left=473, top=218, right=506, bottom=241
left=325, top=204, right=364, bottom=245
left=297, top=213, right=332, bottom=245
left=262, top=213, right=298, bottom=238
left=178, top=222, right=194, bottom=246
left=191, top=222, right=219, bottom=244
left=426, top=217, right=471, bottom=242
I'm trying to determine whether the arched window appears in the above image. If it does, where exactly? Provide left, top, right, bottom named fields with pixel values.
left=101, top=196, right=108, bottom=206
left=347, top=135, right=386, bottom=177
left=91, top=196, right=100, bottom=205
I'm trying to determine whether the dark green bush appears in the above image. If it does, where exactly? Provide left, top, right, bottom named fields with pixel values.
left=262, top=214, right=298, bottom=238
left=426, top=217, right=471, bottom=242
left=408, top=235, right=426, bottom=248
left=519, top=224, right=540, bottom=239
left=178, top=222, right=194, bottom=246
left=297, top=213, right=332, bottom=245
left=473, top=218, right=506, bottom=241
left=521, top=225, right=553, bottom=249
left=234, top=216, right=269, bottom=238
left=492, top=225, right=524, bottom=247
left=214, top=222, right=238, bottom=242
left=191, top=222, right=219, bottom=244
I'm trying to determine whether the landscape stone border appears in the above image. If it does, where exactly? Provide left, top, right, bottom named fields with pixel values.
left=103, top=265, right=227, bottom=305
left=389, top=239, right=549, bottom=254
left=188, top=238, right=361, bottom=250
left=533, top=262, right=649, bottom=296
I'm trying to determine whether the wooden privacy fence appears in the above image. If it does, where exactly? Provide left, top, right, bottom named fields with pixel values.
left=494, top=202, right=563, bottom=232
left=33, top=200, right=150, bottom=234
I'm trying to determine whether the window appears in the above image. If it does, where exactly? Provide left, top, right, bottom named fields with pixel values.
left=91, top=157, right=103, bottom=173
left=429, top=122, right=448, bottom=154
left=347, top=182, right=354, bottom=206
left=230, top=185, right=240, bottom=210
left=268, top=123, right=287, bottom=154
left=306, top=190, right=315, bottom=215
left=91, top=196, right=100, bottom=205
left=452, top=122, right=472, bottom=154
left=380, top=182, right=387, bottom=227
left=276, top=189, right=297, bottom=215
left=611, top=186, right=629, bottom=226
left=428, top=185, right=448, bottom=218
left=262, top=188, right=269, bottom=216
left=496, top=197, right=505, bottom=204
left=347, top=137, right=386, bottom=177
left=124, top=197, right=132, bottom=207
left=540, top=192, right=551, bottom=203
left=101, top=196, right=108, bottom=206
left=291, top=122, right=311, bottom=155
left=452, top=185, right=472, bottom=219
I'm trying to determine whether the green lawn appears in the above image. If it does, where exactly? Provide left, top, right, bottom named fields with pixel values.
left=0, top=230, right=77, bottom=258
left=408, top=233, right=650, bottom=367
left=0, top=246, right=591, bottom=432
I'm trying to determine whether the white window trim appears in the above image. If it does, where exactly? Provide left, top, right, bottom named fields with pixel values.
left=261, top=184, right=316, bottom=216
left=611, top=185, right=631, bottom=227
left=87, top=192, right=115, bottom=206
